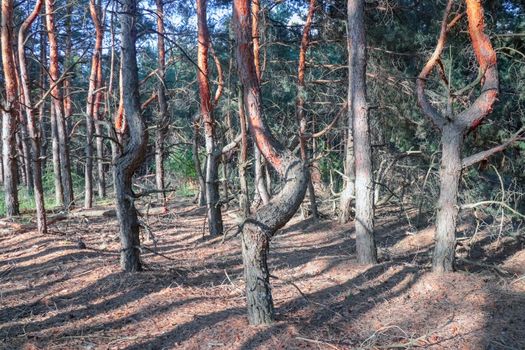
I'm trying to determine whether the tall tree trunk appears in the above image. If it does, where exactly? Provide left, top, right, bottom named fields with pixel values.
left=115, top=0, right=147, bottom=271
left=155, top=0, right=168, bottom=207
left=197, top=0, right=223, bottom=236
left=84, top=0, right=104, bottom=208
left=95, top=60, right=106, bottom=199
left=417, top=0, right=499, bottom=273
left=38, top=15, right=47, bottom=176
left=45, top=0, right=74, bottom=209
left=1, top=0, right=20, bottom=217
left=251, top=0, right=270, bottom=207
left=50, top=103, right=63, bottom=205
left=296, top=0, right=318, bottom=220
left=18, top=0, right=47, bottom=233
left=349, top=0, right=377, bottom=264
left=233, top=0, right=308, bottom=325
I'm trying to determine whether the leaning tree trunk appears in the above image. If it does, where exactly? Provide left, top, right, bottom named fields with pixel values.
left=115, top=0, right=148, bottom=272
left=18, top=0, right=47, bottom=233
left=349, top=0, right=377, bottom=264
left=417, top=0, right=499, bottom=273
left=1, top=0, right=20, bottom=217
left=233, top=0, right=308, bottom=325
left=197, top=0, right=223, bottom=236
left=45, top=0, right=74, bottom=209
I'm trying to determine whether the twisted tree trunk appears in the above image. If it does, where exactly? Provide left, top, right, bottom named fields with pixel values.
left=233, top=0, right=308, bottom=325
left=115, top=0, right=147, bottom=271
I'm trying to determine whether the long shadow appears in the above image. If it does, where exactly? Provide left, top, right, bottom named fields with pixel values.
left=240, top=263, right=422, bottom=349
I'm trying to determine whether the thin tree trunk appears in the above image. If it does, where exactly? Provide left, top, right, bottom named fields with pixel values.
left=50, top=103, right=63, bottom=205
left=296, top=0, right=318, bottom=220
left=95, top=60, right=106, bottom=198
left=197, top=0, right=223, bottom=236
left=233, top=0, right=308, bottom=325
left=84, top=0, right=104, bottom=208
left=349, top=0, right=376, bottom=264
left=18, top=0, right=47, bottom=233
left=45, top=0, right=74, bottom=209
left=1, top=0, right=20, bottom=216
left=155, top=0, right=168, bottom=207
left=238, top=86, right=250, bottom=217
left=115, top=0, right=147, bottom=271
left=251, top=0, right=270, bottom=207
left=192, top=118, right=206, bottom=206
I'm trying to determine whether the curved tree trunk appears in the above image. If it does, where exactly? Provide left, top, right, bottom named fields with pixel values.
left=45, top=0, right=74, bottom=209
left=417, top=0, right=499, bottom=273
left=18, top=0, right=47, bottom=233
left=349, top=0, right=377, bottom=264
left=233, top=0, right=308, bottom=325
left=197, top=0, right=223, bottom=236
left=1, top=0, right=20, bottom=217
left=115, top=0, right=147, bottom=272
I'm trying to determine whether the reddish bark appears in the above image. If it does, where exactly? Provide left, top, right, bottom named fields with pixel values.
left=417, top=0, right=499, bottom=273
left=197, top=0, right=223, bottom=236
left=233, top=0, right=307, bottom=325
left=45, top=0, right=74, bottom=208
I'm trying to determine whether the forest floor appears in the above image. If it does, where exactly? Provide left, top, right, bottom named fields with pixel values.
left=1, top=199, right=524, bottom=350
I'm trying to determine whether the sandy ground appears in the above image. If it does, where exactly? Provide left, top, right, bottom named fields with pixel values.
left=1, top=200, right=524, bottom=349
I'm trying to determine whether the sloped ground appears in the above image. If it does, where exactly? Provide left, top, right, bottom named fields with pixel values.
left=0, top=200, right=524, bottom=349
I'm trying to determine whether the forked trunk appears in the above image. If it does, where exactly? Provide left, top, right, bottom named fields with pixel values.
left=233, top=0, right=308, bottom=325
left=417, top=0, right=499, bottom=272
